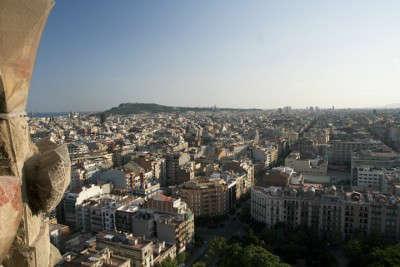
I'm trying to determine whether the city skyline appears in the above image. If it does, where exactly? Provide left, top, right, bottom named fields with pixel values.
left=28, top=0, right=400, bottom=112
left=3, top=1, right=400, bottom=266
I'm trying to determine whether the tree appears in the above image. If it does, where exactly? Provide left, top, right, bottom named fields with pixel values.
left=193, top=262, right=207, bottom=267
left=367, top=244, right=400, bottom=267
left=259, top=224, right=336, bottom=266
left=219, top=243, right=244, bottom=267
left=205, top=237, right=228, bottom=265
left=207, top=237, right=227, bottom=256
left=157, top=257, right=178, bottom=267
left=206, top=237, right=289, bottom=267
left=242, top=245, right=290, bottom=267
left=344, top=239, right=364, bottom=260
left=243, top=229, right=263, bottom=246
left=176, top=252, right=187, bottom=265
left=344, top=235, right=388, bottom=267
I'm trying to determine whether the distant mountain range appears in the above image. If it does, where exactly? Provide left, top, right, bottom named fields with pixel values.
left=104, top=103, right=261, bottom=115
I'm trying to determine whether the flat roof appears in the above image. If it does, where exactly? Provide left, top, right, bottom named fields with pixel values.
left=303, top=175, right=331, bottom=184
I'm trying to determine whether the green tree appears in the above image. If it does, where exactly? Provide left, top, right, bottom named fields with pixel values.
left=242, top=245, right=290, bottom=267
left=158, top=257, right=178, bottom=267
left=192, top=261, right=207, bottom=267
left=205, top=237, right=228, bottom=265
left=208, top=237, right=227, bottom=254
left=176, top=252, right=187, bottom=265
left=260, top=224, right=336, bottom=266
left=344, top=239, right=364, bottom=260
left=206, top=237, right=289, bottom=267
left=219, top=243, right=244, bottom=267
left=367, top=244, right=400, bottom=267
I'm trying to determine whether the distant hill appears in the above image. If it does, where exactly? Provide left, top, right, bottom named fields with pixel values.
left=104, top=103, right=261, bottom=115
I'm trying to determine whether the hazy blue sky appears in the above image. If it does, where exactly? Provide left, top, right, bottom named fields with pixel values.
left=29, top=0, right=400, bottom=112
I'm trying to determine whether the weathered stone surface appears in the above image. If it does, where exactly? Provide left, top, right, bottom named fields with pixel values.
left=0, top=0, right=54, bottom=114
left=0, top=1, right=69, bottom=266
left=49, top=243, right=62, bottom=266
left=0, top=176, right=22, bottom=263
left=25, top=141, right=71, bottom=213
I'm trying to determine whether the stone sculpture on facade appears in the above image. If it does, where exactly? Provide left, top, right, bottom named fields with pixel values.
left=0, top=0, right=71, bottom=266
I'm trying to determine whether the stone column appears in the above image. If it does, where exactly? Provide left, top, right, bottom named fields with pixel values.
left=0, top=1, right=71, bottom=266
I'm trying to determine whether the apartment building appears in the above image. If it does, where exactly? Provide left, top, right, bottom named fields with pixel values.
left=60, top=184, right=111, bottom=228
left=163, top=153, right=191, bottom=186
left=75, top=195, right=121, bottom=232
left=250, top=145, right=279, bottom=167
left=146, top=192, right=187, bottom=214
left=353, top=167, right=400, bottom=193
left=285, top=152, right=328, bottom=176
left=256, top=167, right=302, bottom=188
left=62, top=248, right=131, bottom=267
left=115, top=208, right=194, bottom=253
left=179, top=178, right=228, bottom=217
left=351, top=150, right=400, bottom=180
left=251, top=186, right=400, bottom=241
left=156, top=213, right=195, bottom=253
left=330, top=139, right=382, bottom=166
left=96, top=232, right=176, bottom=267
